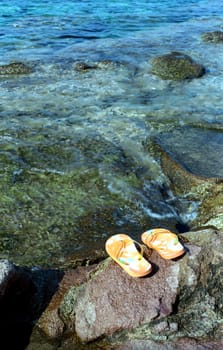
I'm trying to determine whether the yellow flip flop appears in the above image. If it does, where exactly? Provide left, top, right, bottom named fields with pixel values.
left=141, top=228, right=185, bottom=260
left=105, top=234, right=152, bottom=277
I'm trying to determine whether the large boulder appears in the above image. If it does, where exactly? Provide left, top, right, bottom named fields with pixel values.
left=151, top=52, right=205, bottom=80
left=1, top=227, right=223, bottom=349
left=29, top=228, right=223, bottom=349
left=37, top=265, right=98, bottom=340
left=59, top=254, right=181, bottom=342
left=104, top=228, right=223, bottom=349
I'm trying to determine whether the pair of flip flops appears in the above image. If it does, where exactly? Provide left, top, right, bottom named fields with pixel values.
left=105, top=229, right=185, bottom=277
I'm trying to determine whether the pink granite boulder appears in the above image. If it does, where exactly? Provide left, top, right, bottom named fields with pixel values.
left=60, top=251, right=183, bottom=342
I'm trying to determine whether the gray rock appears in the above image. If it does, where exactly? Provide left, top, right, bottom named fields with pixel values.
left=202, top=31, right=223, bottom=43
left=74, top=62, right=96, bottom=72
left=151, top=52, right=205, bottom=80
left=0, top=62, right=32, bottom=75
left=74, top=59, right=123, bottom=72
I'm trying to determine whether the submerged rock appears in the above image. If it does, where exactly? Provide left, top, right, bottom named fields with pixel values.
left=0, top=62, right=32, bottom=75
left=152, top=126, right=223, bottom=178
left=0, top=127, right=190, bottom=267
left=146, top=126, right=223, bottom=230
left=74, top=62, right=97, bottom=72
left=151, top=52, right=205, bottom=80
left=74, top=59, right=125, bottom=72
left=202, top=31, right=223, bottom=43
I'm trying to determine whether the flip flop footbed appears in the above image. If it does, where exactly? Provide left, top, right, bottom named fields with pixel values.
left=141, top=229, right=185, bottom=260
left=105, top=234, right=152, bottom=277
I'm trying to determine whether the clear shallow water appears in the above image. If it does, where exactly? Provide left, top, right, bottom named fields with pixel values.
left=0, top=0, right=223, bottom=266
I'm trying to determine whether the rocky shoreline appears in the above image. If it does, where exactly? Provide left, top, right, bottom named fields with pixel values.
left=1, top=140, right=223, bottom=349
left=1, top=30, right=223, bottom=349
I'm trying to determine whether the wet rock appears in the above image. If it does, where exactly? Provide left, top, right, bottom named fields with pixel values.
left=74, top=62, right=97, bottom=72
left=0, top=62, right=32, bottom=75
left=0, top=128, right=188, bottom=267
left=146, top=128, right=223, bottom=229
left=96, top=59, right=124, bottom=69
left=202, top=31, right=223, bottom=43
left=74, top=59, right=124, bottom=72
left=152, top=126, right=223, bottom=178
left=151, top=52, right=205, bottom=80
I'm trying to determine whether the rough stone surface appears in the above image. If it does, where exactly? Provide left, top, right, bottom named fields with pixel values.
left=178, top=229, right=223, bottom=324
left=0, top=62, right=32, bottom=75
left=114, top=338, right=223, bottom=350
left=151, top=52, right=205, bottom=80
left=37, top=265, right=97, bottom=339
left=101, top=229, right=223, bottom=349
left=32, top=228, right=223, bottom=347
left=202, top=31, right=223, bottom=43
left=59, top=252, right=183, bottom=342
left=1, top=228, right=223, bottom=349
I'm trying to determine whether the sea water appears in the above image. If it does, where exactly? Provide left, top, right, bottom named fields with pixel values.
left=0, top=0, right=223, bottom=266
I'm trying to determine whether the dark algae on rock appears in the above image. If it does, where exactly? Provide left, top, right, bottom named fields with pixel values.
left=201, top=31, right=223, bottom=43
left=0, top=62, right=32, bottom=75
left=151, top=52, right=205, bottom=80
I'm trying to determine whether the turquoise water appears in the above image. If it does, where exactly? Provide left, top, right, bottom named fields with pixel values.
left=0, top=0, right=222, bottom=61
left=1, top=0, right=223, bottom=266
